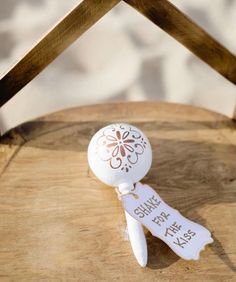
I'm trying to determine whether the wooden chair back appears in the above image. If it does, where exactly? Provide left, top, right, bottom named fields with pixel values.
left=0, top=0, right=235, bottom=117
left=0, top=2, right=235, bottom=278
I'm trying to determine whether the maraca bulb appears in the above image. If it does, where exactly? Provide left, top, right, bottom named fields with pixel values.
left=88, top=123, right=152, bottom=187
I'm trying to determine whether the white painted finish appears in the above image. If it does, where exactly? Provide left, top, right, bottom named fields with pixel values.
left=122, top=183, right=214, bottom=260
left=125, top=211, right=147, bottom=267
left=88, top=123, right=151, bottom=266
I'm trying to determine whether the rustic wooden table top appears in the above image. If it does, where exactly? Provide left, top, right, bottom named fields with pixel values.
left=0, top=102, right=235, bottom=281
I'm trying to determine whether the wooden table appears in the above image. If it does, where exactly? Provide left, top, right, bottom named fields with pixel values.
left=0, top=102, right=235, bottom=281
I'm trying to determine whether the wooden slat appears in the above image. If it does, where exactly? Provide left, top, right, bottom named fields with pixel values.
left=0, top=0, right=120, bottom=107
left=125, top=0, right=236, bottom=85
left=1, top=0, right=235, bottom=109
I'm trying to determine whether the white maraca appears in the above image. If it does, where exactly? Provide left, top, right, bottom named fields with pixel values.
left=88, top=123, right=152, bottom=267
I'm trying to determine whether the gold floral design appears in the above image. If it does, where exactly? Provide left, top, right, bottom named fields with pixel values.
left=96, top=124, right=147, bottom=172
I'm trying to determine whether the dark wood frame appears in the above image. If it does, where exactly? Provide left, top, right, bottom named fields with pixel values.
left=0, top=0, right=235, bottom=116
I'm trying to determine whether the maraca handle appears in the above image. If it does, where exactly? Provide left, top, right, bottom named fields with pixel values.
left=125, top=211, right=147, bottom=267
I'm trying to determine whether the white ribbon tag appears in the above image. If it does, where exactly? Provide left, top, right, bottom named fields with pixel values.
left=121, top=183, right=213, bottom=260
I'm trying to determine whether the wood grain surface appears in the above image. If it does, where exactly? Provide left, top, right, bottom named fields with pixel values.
left=0, top=102, right=235, bottom=281
left=0, top=0, right=120, bottom=107
left=125, top=0, right=236, bottom=84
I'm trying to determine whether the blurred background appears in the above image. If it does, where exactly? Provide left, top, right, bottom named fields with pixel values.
left=0, top=0, right=235, bottom=133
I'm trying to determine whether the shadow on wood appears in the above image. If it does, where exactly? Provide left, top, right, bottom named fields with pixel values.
left=0, top=102, right=235, bottom=280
